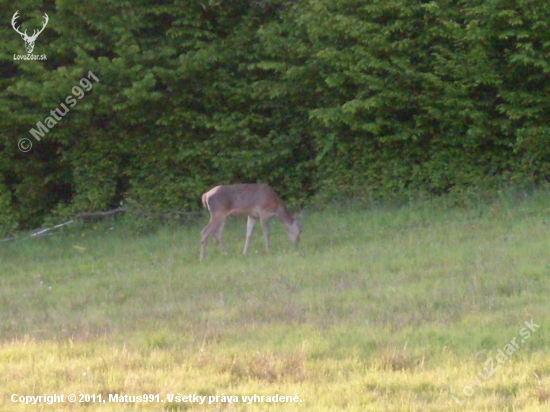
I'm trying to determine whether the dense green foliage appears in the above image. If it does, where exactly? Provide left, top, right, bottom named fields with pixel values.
left=1, top=0, right=549, bottom=230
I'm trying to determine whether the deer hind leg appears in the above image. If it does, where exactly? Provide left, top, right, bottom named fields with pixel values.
left=200, top=222, right=213, bottom=261
left=243, top=216, right=258, bottom=255
left=212, top=220, right=227, bottom=254
left=260, top=216, right=271, bottom=251
left=200, top=218, right=226, bottom=260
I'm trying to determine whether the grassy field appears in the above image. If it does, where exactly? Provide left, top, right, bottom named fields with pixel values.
left=1, top=189, right=549, bottom=411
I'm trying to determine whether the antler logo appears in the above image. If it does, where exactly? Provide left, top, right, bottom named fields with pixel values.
left=11, top=11, right=49, bottom=54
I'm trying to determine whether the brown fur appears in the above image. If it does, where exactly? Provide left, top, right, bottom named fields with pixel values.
left=199, top=184, right=301, bottom=260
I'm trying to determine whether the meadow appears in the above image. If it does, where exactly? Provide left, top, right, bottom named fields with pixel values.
left=1, top=189, right=549, bottom=411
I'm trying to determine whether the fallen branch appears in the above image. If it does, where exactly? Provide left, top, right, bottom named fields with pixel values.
left=75, top=208, right=204, bottom=222
left=75, top=207, right=128, bottom=221
left=161, top=211, right=204, bottom=220
left=0, top=220, right=73, bottom=243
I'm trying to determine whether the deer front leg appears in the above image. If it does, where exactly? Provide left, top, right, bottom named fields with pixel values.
left=243, top=216, right=257, bottom=255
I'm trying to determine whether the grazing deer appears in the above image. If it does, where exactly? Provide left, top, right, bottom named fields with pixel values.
left=200, top=184, right=302, bottom=260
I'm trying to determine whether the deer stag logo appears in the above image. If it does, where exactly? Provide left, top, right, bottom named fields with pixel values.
left=11, top=11, right=49, bottom=54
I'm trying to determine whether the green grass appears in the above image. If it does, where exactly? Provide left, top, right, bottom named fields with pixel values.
left=1, top=189, right=550, bottom=410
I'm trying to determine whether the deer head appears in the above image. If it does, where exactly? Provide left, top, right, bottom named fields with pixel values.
left=12, top=11, right=49, bottom=54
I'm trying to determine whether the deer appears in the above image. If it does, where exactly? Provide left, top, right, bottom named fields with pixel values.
left=11, top=11, right=49, bottom=54
left=200, top=184, right=302, bottom=260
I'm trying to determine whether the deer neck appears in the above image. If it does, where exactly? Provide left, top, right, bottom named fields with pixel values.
left=275, top=204, right=295, bottom=227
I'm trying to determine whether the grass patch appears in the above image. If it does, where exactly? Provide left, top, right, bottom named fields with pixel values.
left=1, top=189, right=550, bottom=410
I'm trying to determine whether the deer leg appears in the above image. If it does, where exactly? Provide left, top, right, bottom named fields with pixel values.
left=260, top=216, right=271, bottom=251
left=200, top=221, right=214, bottom=261
left=200, top=218, right=225, bottom=260
left=243, top=216, right=258, bottom=255
left=213, top=221, right=227, bottom=254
